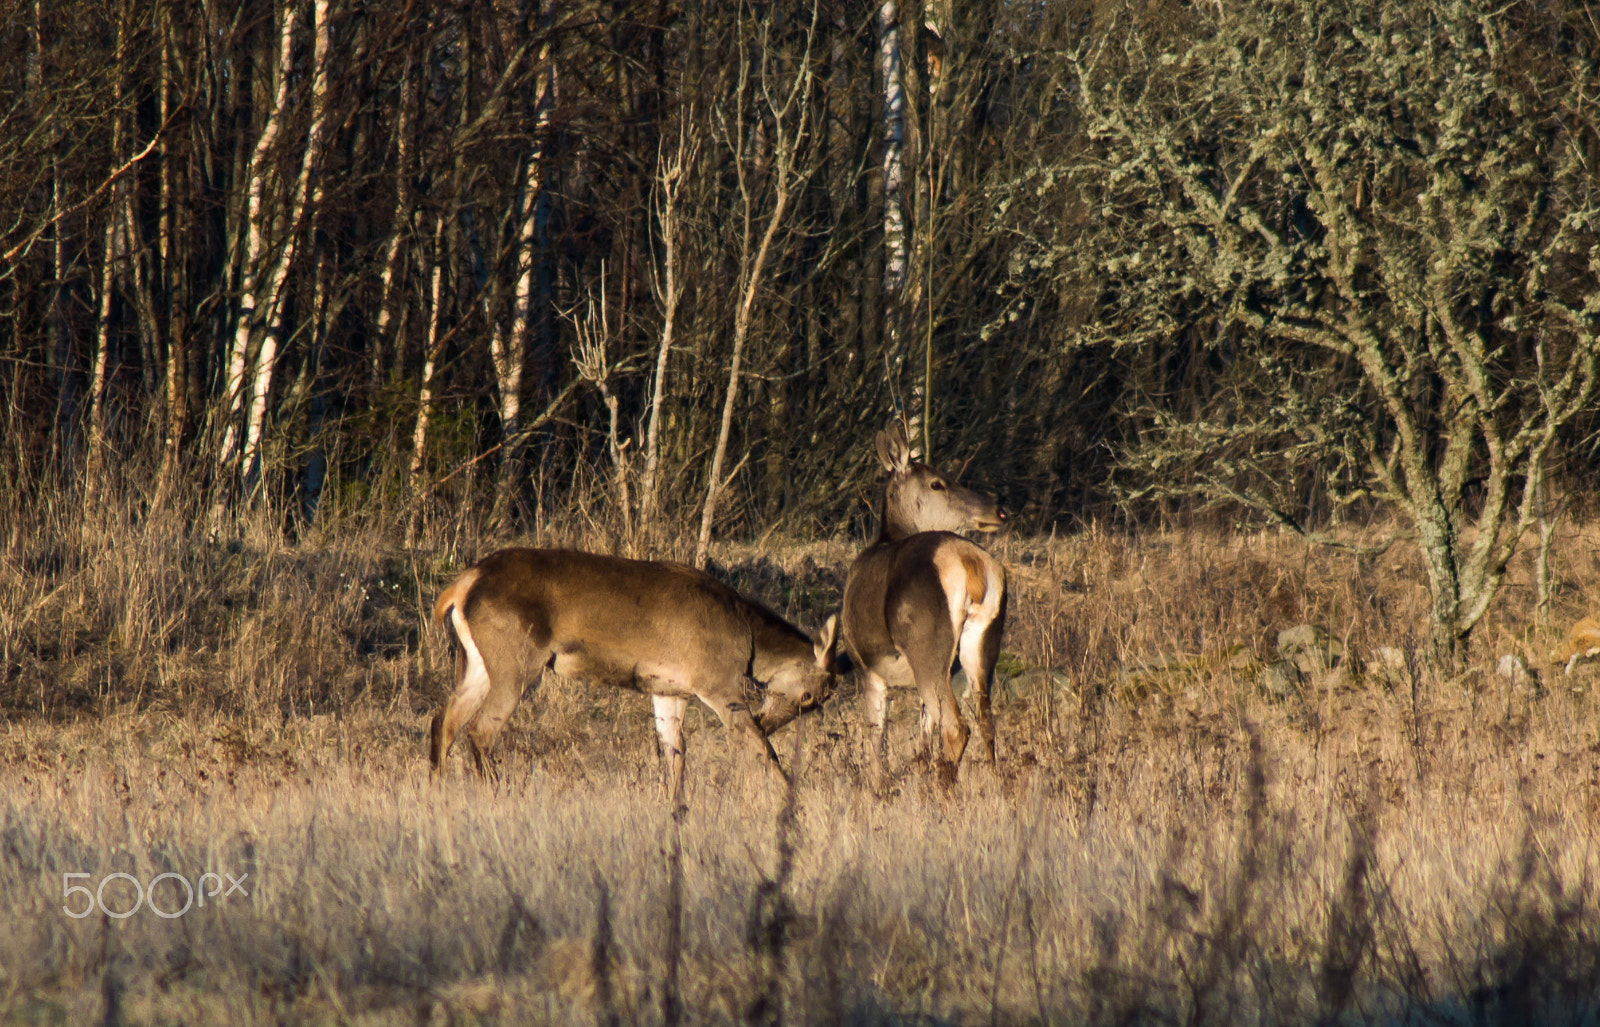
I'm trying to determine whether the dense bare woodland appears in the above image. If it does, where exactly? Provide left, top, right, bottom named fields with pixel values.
left=5, top=0, right=1600, bottom=1023
left=6, top=0, right=1122, bottom=539
left=7, top=0, right=1590, bottom=545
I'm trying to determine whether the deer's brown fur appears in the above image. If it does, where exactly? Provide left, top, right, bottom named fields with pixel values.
left=840, top=426, right=1007, bottom=789
left=431, top=548, right=837, bottom=802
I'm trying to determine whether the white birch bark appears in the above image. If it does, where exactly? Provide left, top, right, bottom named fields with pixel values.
left=50, top=162, right=73, bottom=466
left=156, top=19, right=187, bottom=501
left=511, top=4, right=560, bottom=416
left=239, top=0, right=332, bottom=495
left=488, top=148, right=542, bottom=487
left=878, top=0, right=920, bottom=449
left=490, top=4, right=559, bottom=522
left=157, top=23, right=172, bottom=275
left=37, top=0, right=75, bottom=467
left=25, top=0, right=41, bottom=97
left=86, top=13, right=128, bottom=494
left=86, top=194, right=123, bottom=491
left=409, top=216, right=448, bottom=490
left=878, top=0, right=907, bottom=339
left=213, top=0, right=298, bottom=482
left=372, top=57, right=417, bottom=386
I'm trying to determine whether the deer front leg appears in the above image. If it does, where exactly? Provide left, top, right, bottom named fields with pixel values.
left=720, top=696, right=787, bottom=788
left=934, top=685, right=969, bottom=787
left=861, top=670, right=890, bottom=793
left=652, top=694, right=690, bottom=805
left=906, top=644, right=967, bottom=789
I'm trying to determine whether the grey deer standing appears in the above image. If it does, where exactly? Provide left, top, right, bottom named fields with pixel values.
left=431, top=548, right=838, bottom=803
left=841, top=426, right=1008, bottom=789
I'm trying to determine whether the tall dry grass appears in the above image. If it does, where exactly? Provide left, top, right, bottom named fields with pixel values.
left=5, top=482, right=1600, bottom=1023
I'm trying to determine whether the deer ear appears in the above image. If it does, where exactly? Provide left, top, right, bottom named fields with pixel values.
left=815, top=614, right=839, bottom=667
left=875, top=427, right=910, bottom=473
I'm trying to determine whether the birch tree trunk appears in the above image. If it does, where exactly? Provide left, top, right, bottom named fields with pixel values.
left=410, top=215, right=448, bottom=492
left=86, top=10, right=128, bottom=498
left=877, top=0, right=909, bottom=430
left=372, top=54, right=417, bottom=388
left=86, top=192, right=123, bottom=496
left=909, top=3, right=935, bottom=461
left=239, top=0, right=333, bottom=499
left=33, top=0, right=80, bottom=473
left=212, top=0, right=298, bottom=496
left=49, top=161, right=74, bottom=471
left=490, top=4, right=558, bottom=526
left=891, top=0, right=930, bottom=457
left=155, top=15, right=188, bottom=504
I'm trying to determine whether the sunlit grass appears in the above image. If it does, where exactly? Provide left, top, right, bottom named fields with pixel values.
left=5, top=489, right=1600, bottom=1023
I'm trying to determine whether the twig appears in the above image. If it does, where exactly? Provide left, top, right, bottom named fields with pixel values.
left=2, top=103, right=185, bottom=270
left=404, top=377, right=581, bottom=512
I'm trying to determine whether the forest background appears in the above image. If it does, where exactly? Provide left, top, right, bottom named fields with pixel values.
left=2, top=0, right=1598, bottom=663
left=5, top=0, right=1596, bottom=608
left=5, top=3, right=1600, bottom=1022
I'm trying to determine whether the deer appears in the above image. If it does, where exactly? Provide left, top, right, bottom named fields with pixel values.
left=841, top=425, right=1008, bottom=790
left=430, top=547, right=838, bottom=804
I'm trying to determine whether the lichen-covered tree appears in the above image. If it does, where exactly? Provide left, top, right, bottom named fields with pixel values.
left=997, top=0, right=1600, bottom=661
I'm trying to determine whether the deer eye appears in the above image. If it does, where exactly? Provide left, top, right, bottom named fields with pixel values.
left=930, top=480, right=947, bottom=491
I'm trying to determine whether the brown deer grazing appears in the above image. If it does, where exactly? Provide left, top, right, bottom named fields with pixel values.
left=430, top=548, right=838, bottom=803
left=841, top=425, right=1007, bottom=789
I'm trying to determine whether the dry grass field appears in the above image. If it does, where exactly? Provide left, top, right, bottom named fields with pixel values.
left=5, top=490, right=1600, bottom=1024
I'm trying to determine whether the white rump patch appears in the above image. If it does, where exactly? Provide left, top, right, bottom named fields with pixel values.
left=956, top=551, right=1004, bottom=688
left=935, top=553, right=972, bottom=644
left=934, top=543, right=1002, bottom=638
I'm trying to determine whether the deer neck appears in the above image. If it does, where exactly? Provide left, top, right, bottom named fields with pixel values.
left=876, top=492, right=921, bottom=544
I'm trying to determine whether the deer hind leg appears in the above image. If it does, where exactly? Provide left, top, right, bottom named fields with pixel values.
left=860, top=669, right=891, bottom=793
left=653, top=695, right=690, bottom=805
left=430, top=612, right=493, bottom=777
left=434, top=605, right=548, bottom=781
left=958, top=609, right=1006, bottom=766
left=904, top=629, right=966, bottom=788
left=465, top=665, right=540, bottom=781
